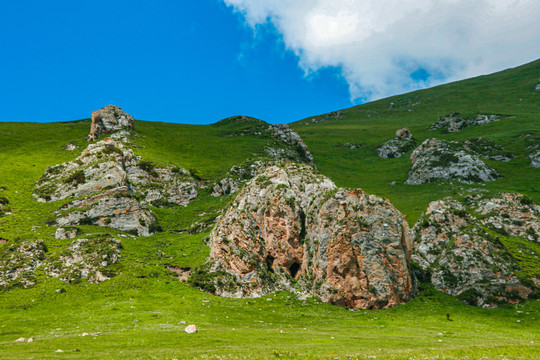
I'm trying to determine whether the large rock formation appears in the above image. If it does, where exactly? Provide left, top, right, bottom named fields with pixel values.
left=377, top=128, right=417, bottom=159
left=412, top=197, right=537, bottom=307
left=34, top=138, right=197, bottom=236
left=268, top=124, right=316, bottom=168
left=406, top=138, right=500, bottom=185
left=429, top=113, right=512, bottom=133
left=88, top=105, right=134, bottom=141
left=197, top=164, right=415, bottom=309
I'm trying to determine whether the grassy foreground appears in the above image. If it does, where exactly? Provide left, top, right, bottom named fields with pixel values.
left=1, top=280, right=538, bottom=359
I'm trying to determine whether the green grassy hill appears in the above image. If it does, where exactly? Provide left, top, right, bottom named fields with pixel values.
left=0, top=60, right=539, bottom=359
left=291, top=59, right=540, bottom=223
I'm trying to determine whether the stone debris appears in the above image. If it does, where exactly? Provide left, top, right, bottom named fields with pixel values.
left=15, top=337, right=26, bottom=342
left=0, top=241, right=46, bottom=288
left=184, top=324, right=197, bottom=334
left=202, top=164, right=415, bottom=310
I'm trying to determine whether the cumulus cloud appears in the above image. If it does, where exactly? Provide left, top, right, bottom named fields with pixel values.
left=223, top=0, right=540, bottom=101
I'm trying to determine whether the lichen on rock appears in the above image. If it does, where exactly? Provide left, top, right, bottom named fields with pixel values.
left=198, top=164, right=416, bottom=309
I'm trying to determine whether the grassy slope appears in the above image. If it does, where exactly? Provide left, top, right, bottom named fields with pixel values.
left=291, top=59, right=540, bottom=223
left=0, top=61, right=539, bottom=359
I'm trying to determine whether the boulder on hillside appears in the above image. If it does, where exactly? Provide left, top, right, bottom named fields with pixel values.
left=377, top=128, right=417, bottom=159
left=429, top=113, right=512, bottom=133
left=406, top=138, right=500, bottom=185
left=535, top=80, right=540, bottom=92
left=194, top=164, right=416, bottom=310
left=88, top=105, right=134, bottom=141
left=34, top=138, right=197, bottom=236
left=412, top=198, right=537, bottom=307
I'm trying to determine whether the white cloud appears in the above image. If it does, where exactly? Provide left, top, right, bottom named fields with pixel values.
left=223, top=0, right=540, bottom=101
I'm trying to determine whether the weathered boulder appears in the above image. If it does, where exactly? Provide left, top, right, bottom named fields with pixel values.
left=535, top=81, right=540, bottom=92
left=412, top=198, right=536, bottom=307
left=469, top=193, right=540, bottom=242
left=377, top=128, right=417, bottom=159
left=0, top=241, right=46, bottom=288
left=429, top=113, right=512, bottom=133
left=46, top=237, right=122, bottom=283
left=406, top=138, right=500, bottom=185
left=34, top=138, right=197, bottom=235
left=199, top=164, right=415, bottom=309
left=88, top=105, right=134, bottom=141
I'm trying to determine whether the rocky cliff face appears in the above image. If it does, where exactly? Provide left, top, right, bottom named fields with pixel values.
left=199, top=164, right=415, bottom=309
left=34, top=137, right=197, bottom=236
left=88, top=105, right=135, bottom=141
left=406, top=138, right=500, bottom=185
left=413, top=196, right=538, bottom=307
left=377, top=128, right=417, bottom=159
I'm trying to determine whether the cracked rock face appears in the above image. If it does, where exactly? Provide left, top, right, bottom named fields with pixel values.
left=377, top=128, right=416, bottom=159
left=34, top=138, right=197, bottom=236
left=88, top=105, right=134, bottom=141
left=412, top=197, right=536, bottom=307
left=406, top=138, right=500, bottom=185
left=204, top=164, right=415, bottom=309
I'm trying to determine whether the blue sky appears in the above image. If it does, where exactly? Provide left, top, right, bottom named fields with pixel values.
left=1, top=0, right=350, bottom=124
left=2, top=0, right=539, bottom=124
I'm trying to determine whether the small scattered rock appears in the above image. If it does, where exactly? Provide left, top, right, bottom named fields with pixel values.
left=15, top=337, right=26, bottom=342
left=81, top=332, right=89, bottom=337
left=55, top=349, right=64, bottom=353
left=184, top=324, right=197, bottom=334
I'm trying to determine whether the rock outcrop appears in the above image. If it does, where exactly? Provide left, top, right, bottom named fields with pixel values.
left=412, top=197, right=536, bottom=307
left=377, top=128, right=417, bottom=159
left=469, top=193, right=540, bottom=242
left=0, top=241, right=46, bottom=288
left=34, top=138, right=197, bottom=236
left=197, top=164, right=415, bottom=309
left=406, top=138, right=500, bottom=185
left=535, top=80, right=540, bottom=92
left=268, top=124, right=316, bottom=168
left=429, top=113, right=512, bottom=133
left=47, top=238, right=122, bottom=283
left=88, top=105, right=135, bottom=141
